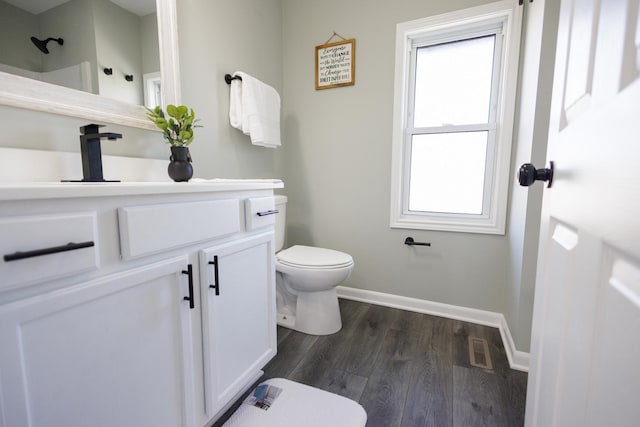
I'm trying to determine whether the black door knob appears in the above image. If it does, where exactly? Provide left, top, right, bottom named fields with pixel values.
left=518, top=161, right=554, bottom=188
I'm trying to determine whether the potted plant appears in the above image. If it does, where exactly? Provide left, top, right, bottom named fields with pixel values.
left=146, top=104, right=201, bottom=182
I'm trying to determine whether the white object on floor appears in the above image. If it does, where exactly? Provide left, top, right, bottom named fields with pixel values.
left=222, top=378, right=366, bottom=427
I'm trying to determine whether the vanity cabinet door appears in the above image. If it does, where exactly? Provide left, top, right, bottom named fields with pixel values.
left=199, top=232, right=277, bottom=419
left=0, top=256, right=196, bottom=427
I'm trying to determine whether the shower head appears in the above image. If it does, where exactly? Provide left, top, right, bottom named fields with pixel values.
left=30, top=36, right=64, bottom=54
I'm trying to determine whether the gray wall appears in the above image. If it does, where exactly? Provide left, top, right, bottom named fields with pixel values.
left=0, top=1, right=40, bottom=71
left=40, top=0, right=99, bottom=92
left=505, top=0, right=560, bottom=351
left=281, top=0, right=510, bottom=315
left=176, top=0, right=285, bottom=179
left=94, top=0, right=144, bottom=104
left=0, top=0, right=98, bottom=87
left=140, top=13, right=160, bottom=75
left=0, top=104, right=166, bottom=158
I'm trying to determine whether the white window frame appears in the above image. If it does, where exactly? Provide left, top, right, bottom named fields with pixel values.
left=390, top=1, right=522, bottom=235
left=143, top=71, right=163, bottom=109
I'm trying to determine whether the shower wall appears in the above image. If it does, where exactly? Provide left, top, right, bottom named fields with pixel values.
left=0, top=61, right=93, bottom=92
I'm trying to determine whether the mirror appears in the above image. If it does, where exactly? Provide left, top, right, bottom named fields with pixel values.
left=0, top=0, right=180, bottom=130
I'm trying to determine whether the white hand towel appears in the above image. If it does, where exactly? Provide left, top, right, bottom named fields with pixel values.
left=229, top=77, right=243, bottom=131
left=228, top=71, right=281, bottom=148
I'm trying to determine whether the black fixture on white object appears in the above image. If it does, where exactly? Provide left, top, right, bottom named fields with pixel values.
left=125, top=74, right=134, bottom=81
left=224, top=74, right=242, bottom=84
left=182, top=264, right=195, bottom=309
left=3, top=241, right=95, bottom=262
left=209, top=256, right=220, bottom=295
left=103, top=68, right=113, bottom=75
left=518, top=161, right=554, bottom=188
left=257, top=210, right=279, bottom=216
left=404, top=237, right=431, bottom=247
left=30, top=36, right=63, bottom=54
left=62, top=124, right=123, bottom=182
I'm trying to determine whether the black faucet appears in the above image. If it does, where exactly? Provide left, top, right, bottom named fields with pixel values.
left=65, top=124, right=123, bottom=182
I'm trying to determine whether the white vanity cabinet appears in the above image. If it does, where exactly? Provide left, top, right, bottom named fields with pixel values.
left=0, top=181, right=282, bottom=427
left=199, top=232, right=276, bottom=418
left=0, top=256, right=197, bottom=427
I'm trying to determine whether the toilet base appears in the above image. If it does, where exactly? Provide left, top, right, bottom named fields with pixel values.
left=276, top=311, right=296, bottom=330
left=276, top=288, right=342, bottom=336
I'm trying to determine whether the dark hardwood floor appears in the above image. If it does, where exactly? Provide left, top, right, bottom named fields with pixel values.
left=215, top=299, right=528, bottom=427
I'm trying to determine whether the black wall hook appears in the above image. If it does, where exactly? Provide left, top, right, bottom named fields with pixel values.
left=125, top=74, right=133, bottom=82
left=103, top=67, right=112, bottom=75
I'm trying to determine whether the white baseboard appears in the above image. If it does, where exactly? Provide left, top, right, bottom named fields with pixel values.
left=336, top=286, right=529, bottom=372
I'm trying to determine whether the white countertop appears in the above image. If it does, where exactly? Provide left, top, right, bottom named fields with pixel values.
left=0, top=179, right=284, bottom=201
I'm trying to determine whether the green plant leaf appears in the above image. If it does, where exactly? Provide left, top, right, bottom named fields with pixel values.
left=154, top=118, right=168, bottom=129
left=179, top=129, right=192, bottom=140
left=176, top=105, right=188, bottom=118
left=146, top=104, right=202, bottom=146
left=166, top=104, right=178, bottom=118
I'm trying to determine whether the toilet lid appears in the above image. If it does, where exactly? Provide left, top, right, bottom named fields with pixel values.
left=277, top=245, right=353, bottom=268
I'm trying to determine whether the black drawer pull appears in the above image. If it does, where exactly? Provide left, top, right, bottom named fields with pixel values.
left=256, top=210, right=279, bottom=217
left=182, top=264, right=195, bottom=309
left=209, top=255, right=220, bottom=295
left=3, top=241, right=95, bottom=262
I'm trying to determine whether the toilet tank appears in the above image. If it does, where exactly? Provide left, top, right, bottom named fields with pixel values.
left=274, top=195, right=287, bottom=252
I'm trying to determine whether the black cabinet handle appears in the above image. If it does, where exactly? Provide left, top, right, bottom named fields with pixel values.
left=3, top=241, right=95, bottom=262
left=209, top=255, right=220, bottom=295
left=256, top=210, right=279, bottom=216
left=182, top=264, right=195, bottom=309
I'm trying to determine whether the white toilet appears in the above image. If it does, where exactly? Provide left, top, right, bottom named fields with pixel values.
left=274, top=195, right=354, bottom=335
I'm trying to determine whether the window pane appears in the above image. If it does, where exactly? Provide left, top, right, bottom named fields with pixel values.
left=409, top=132, right=487, bottom=214
left=413, top=36, right=495, bottom=127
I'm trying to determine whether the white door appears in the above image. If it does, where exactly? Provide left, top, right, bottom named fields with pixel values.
left=525, top=0, right=640, bottom=426
left=0, top=257, right=196, bottom=427
left=199, top=232, right=277, bottom=419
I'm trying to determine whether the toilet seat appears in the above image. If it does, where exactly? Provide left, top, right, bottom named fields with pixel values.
left=277, top=245, right=353, bottom=269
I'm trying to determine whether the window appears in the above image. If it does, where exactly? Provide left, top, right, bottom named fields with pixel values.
left=143, top=72, right=163, bottom=108
left=390, top=2, right=522, bottom=234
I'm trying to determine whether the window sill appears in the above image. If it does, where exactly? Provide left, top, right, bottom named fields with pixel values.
left=390, top=214, right=505, bottom=235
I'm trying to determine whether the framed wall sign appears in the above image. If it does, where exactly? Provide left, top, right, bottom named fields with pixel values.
left=315, top=38, right=355, bottom=90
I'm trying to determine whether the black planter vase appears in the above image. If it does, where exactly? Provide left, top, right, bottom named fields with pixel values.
left=168, top=146, right=193, bottom=182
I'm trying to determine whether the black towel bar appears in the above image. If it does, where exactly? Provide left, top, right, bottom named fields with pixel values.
left=224, top=74, right=242, bottom=84
left=404, top=237, right=431, bottom=247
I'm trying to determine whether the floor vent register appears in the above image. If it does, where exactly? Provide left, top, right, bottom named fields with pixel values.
left=468, top=336, right=493, bottom=370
